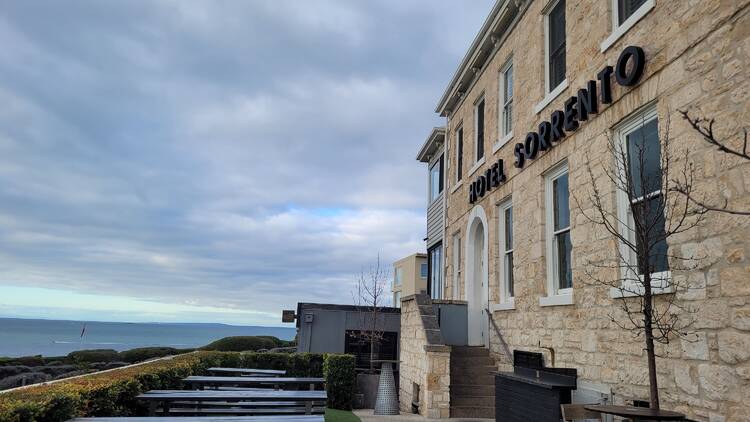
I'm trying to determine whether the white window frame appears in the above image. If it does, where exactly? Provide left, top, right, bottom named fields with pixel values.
left=612, top=102, right=672, bottom=298
left=493, top=198, right=515, bottom=311
left=428, top=154, right=443, bottom=204
left=394, top=267, right=403, bottom=287
left=540, top=161, right=574, bottom=307
left=452, top=232, right=461, bottom=300
left=535, top=0, right=568, bottom=114
left=494, top=58, right=514, bottom=153
left=420, top=262, right=428, bottom=279
left=601, top=0, right=655, bottom=52
left=473, top=94, right=486, bottom=165
left=393, top=291, right=401, bottom=308
left=455, top=125, right=464, bottom=184
left=429, top=244, right=443, bottom=300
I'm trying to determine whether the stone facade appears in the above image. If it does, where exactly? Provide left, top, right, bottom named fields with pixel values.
left=432, top=0, right=750, bottom=420
left=398, top=295, right=450, bottom=418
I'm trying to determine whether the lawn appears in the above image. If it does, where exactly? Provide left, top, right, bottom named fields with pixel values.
left=325, top=408, right=361, bottom=422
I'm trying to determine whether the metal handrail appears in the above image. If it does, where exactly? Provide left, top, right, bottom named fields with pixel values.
left=485, top=307, right=513, bottom=362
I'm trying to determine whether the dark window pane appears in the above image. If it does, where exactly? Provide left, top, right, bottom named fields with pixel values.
left=477, top=100, right=485, bottom=160
left=457, top=129, right=463, bottom=180
left=627, top=118, right=661, bottom=196
left=632, top=195, right=669, bottom=275
left=548, top=0, right=566, bottom=89
left=506, top=252, right=514, bottom=297
left=505, top=207, right=513, bottom=250
left=553, top=173, right=570, bottom=231
left=345, top=330, right=398, bottom=369
left=556, top=231, right=572, bottom=290
left=438, top=156, right=444, bottom=193
left=618, top=0, right=647, bottom=25
left=505, top=65, right=513, bottom=100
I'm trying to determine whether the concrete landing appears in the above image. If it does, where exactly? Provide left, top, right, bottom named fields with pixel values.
left=353, top=409, right=493, bottom=421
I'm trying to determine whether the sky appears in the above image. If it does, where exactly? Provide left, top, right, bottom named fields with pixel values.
left=0, top=0, right=495, bottom=326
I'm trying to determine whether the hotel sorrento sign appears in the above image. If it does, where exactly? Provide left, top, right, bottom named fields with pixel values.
left=468, top=46, right=646, bottom=204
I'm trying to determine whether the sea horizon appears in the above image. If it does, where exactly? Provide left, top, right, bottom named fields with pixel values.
left=0, top=317, right=296, bottom=358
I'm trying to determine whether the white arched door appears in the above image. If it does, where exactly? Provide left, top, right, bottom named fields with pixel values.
left=465, top=205, right=489, bottom=347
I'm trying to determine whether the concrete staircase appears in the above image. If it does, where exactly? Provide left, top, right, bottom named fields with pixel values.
left=450, top=346, right=496, bottom=419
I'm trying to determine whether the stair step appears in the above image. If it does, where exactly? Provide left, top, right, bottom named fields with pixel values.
left=450, top=384, right=495, bottom=397
left=450, top=406, right=495, bottom=419
left=449, top=395, right=495, bottom=407
left=451, top=364, right=496, bottom=374
left=451, top=346, right=490, bottom=357
left=451, top=356, right=495, bottom=366
left=450, top=374, right=494, bottom=386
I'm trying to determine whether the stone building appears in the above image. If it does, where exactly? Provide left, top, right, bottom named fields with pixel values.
left=401, top=0, right=750, bottom=420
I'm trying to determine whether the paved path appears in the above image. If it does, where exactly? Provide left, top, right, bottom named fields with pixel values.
left=353, top=409, right=492, bottom=422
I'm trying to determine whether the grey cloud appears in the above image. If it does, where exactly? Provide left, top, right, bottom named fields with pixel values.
left=0, top=0, right=493, bottom=323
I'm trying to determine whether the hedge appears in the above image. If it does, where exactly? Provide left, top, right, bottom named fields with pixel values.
left=0, top=351, right=356, bottom=421
left=201, top=336, right=291, bottom=352
left=323, top=354, right=356, bottom=411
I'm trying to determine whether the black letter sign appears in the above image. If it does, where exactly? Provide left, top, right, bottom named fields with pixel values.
left=615, top=45, right=646, bottom=86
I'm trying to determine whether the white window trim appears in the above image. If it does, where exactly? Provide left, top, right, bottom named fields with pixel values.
left=496, top=198, right=515, bottom=310
left=473, top=95, right=486, bottom=164
left=455, top=125, right=464, bottom=184
left=611, top=102, right=672, bottom=299
left=498, top=57, right=514, bottom=143
left=601, top=0, right=655, bottom=52
left=450, top=180, right=463, bottom=194
left=534, top=79, right=568, bottom=114
left=543, top=0, right=566, bottom=94
left=468, top=156, right=486, bottom=177
left=452, top=232, right=461, bottom=300
left=428, top=154, right=444, bottom=205
left=540, top=161, right=574, bottom=307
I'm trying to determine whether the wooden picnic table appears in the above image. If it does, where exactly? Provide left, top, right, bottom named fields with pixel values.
left=137, top=389, right=326, bottom=416
left=185, top=376, right=324, bottom=391
left=207, top=367, right=286, bottom=377
left=68, top=417, right=323, bottom=422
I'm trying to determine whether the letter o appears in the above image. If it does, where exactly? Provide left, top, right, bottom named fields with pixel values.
left=524, top=132, right=540, bottom=160
left=615, top=46, right=645, bottom=86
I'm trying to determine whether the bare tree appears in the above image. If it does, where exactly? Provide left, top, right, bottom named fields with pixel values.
left=672, top=110, right=750, bottom=215
left=574, top=113, right=707, bottom=409
left=351, top=255, right=389, bottom=372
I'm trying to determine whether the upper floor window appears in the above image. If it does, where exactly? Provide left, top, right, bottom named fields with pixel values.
left=429, top=155, right=444, bottom=203
left=420, top=263, right=428, bottom=279
left=617, top=0, right=647, bottom=25
left=456, top=126, right=464, bottom=182
left=394, top=267, right=403, bottom=287
left=602, top=0, right=655, bottom=52
left=545, top=0, right=566, bottom=93
left=474, top=97, right=485, bottom=162
left=500, top=59, right=514, bottom=141
left=498, top=199, right=514, bottom=304
left=541, top=162, right=572, bottom=307
left=615, top=104, right=669, bottom=285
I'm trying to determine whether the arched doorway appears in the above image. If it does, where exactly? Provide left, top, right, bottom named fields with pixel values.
left=465, top=205, right=489, bottom=347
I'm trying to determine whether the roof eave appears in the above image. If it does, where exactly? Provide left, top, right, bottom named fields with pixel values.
left=416, top=127, right=446, bottom=162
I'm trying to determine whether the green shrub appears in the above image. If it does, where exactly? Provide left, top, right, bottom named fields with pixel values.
left=67, top=349, right=120, bottom=364
left=201, top=336, right=285, bottom=352
left=119, top=347, right=191, bottom=364
left=0, top=356, right=46, bottom=367
left=323, top=354, right=356, bottom=410
left=0, top=351, right=353, bottom=420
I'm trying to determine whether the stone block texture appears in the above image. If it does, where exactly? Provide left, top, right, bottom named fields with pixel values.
left=434, top=0, right=750, bottom=420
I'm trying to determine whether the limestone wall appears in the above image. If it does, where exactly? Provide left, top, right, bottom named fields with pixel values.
left=398, top=295, right=451, bottom=418
left=439, top=0, right=750, bottom=420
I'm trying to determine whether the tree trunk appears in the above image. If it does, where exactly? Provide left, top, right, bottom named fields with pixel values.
left=642, top=272, right=660, bottom=409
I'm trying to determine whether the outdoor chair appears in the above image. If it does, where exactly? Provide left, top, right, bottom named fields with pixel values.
left=561, top=404, right=605, bottom=422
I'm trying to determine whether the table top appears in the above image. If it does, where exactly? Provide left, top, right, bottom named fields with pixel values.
left=137, top=390, right=327, bottom=401
left=184, top=376, right=324, bottom=384
left=584, top=405, right=685, bottom=420
left=68, top=417, right=324, bottom=422
left=206, top=368, right=286, bottom=375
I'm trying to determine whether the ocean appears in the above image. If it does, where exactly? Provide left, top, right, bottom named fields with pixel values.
left=0, top=318, right=296, bottom=358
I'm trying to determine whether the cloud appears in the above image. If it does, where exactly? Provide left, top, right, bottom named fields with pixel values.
left=0, top=0, right=494, bottom=324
